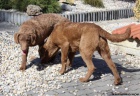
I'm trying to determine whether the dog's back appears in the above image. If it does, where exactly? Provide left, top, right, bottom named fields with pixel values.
left=52, top=22, right=100, bottom=40
left=53, top=21, right=130, bottom=43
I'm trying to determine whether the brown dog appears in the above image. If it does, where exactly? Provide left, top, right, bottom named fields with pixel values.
left=42, top=21, right=131, bottom=85
left=14, top=13, right=69, bottom=71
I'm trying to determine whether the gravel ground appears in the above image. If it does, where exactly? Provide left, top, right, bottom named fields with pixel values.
left=0, top=18, right=140, bottom=95
left=62, top=0, right=135, bottom=14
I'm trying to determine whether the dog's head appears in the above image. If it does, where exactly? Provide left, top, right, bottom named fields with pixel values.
left=14, top=29, right=37, bottom=53
left=40, top=38, right=59, bottom=63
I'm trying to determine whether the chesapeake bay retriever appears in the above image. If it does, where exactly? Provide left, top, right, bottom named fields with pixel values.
left=42, top=21, right=131, bottom=85
left=14, top=13, right=69, bottom=71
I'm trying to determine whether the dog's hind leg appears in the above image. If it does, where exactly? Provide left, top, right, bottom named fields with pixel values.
left=79, top=49, right=96, bottom=82
left=78, top=33, right=97, bottom=82
left=97, top=38, right=121, bottom=85
left=67, top=52, right=76, bottom=67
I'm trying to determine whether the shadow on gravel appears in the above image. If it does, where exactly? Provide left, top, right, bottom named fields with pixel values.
left=26, top=58, right=41, bottom=70
left=26, top=52, right=61, bottom=71
left=71, top=53, right=140, bottom=83
left=27, top=52, right=140, bottom=83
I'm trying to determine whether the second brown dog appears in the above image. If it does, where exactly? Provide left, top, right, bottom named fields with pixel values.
left=42, top=21, right=131, bottom=85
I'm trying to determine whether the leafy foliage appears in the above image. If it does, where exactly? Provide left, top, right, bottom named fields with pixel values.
left=83, top=0, right=104, bottom=8
left=0, top=0, right=61, bottom=13
left=0, top=0, right=13, bottom=9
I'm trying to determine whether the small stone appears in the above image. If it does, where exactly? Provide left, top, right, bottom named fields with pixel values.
left=70, top=90, right=73, bottom=93
left=93, top=89, right=97, bottom=92
left=73, top=92, right=77, bottom=95
left=121, top=71, right=125, bottom=74
left=127, top=76, right=131, bottom=78
left=62, top=80, right=66, bottom=83
left=125, top=88, right=128, bottom=90
left=112, top=87, right=115, bottom=91
left=107, top=84, right=109, bottom=86
left=115, top=86, right=119, bottom=89
left=128, top=81, right=131, bottom=84
left=4, top=87, right=10, bottom=93
left=75, top=90, right=78, bottom=92
left=13, top=90, right=17, bottom=94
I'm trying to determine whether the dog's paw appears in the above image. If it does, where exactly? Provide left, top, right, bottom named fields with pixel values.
left=79, top=78, right=88, bottom=82
left=19, top=67, right=26, bottom=71
left=59, top=70, right=65, bottom=75
left=114, top=78, right=122, bottom=85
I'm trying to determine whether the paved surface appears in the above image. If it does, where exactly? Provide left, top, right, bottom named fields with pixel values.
left=0, top=21, right=140, bottom=96
left=41, top=52, right=140, bottom=96
left=0, top=22, right=19, bottom=32
left=24, top=52, right=140, bottom=96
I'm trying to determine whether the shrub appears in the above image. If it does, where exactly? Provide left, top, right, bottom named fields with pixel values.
left=11, top=0, right=29, bottom=12
left=133, top=0, right=140, bottom=20
left=83, top=0, right=104, bottom=8
left=0, top=0, right=61, bottom=13
left=0, top=0, right=13, bottom=9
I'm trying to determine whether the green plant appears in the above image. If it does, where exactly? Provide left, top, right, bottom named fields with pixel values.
left=0, top=0, right=13, bottom=9
left=0, top=0, right=61, bottom=13
left=83, top=0, right=104, bottom=8
left=11, top=0, right=28, bottom=11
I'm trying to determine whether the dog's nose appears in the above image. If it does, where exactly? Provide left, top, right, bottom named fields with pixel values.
left=22, top=50, right=27, bottom=55
left=23, top=50, right=27, bottom=53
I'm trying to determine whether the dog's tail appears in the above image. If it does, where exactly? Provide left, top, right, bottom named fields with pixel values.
left=99, top=27, right=131, bottom=42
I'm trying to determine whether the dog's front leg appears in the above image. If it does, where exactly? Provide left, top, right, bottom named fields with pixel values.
left=59, top=43, right=69, bottom=75
left=20, top=50, right=28, bottom=71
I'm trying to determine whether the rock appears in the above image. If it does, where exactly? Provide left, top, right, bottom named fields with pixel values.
left=125, top=88, right=128, bottom=90
left=121, top=71, right=125, bottom=75
left=26, top=5, right=42, bottom=16
left=60, top=3, right=74, bottom=11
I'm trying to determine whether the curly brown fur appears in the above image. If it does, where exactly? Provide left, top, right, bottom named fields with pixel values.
left=14, top=13, right=69, bottom=71
left=42, top=21, right=131, bottom=85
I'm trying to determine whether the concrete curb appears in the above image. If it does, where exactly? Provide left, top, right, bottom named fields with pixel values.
left=0, top=10, right=32, bottom=25
left=0, top=8, right=134, bottom=25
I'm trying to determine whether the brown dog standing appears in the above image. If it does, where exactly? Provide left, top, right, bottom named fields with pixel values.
left=42, top=21, right=131, bottom=85
left=14, top=13, right=69, bottom=71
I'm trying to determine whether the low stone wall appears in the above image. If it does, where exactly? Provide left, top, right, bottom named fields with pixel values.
left=0, top=10, right=32, bottom=25
left=62, top=8, right=134, bottom=22
left=0, top=8, right=134, bottom=25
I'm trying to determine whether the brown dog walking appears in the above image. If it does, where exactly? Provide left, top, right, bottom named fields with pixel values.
left=14, top=14, right=69, bottom=71
left=42, top=21, right=131, bottom=85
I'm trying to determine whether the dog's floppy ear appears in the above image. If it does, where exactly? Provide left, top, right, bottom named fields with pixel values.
left=30, top=30, right=37, bottom=45
left=14, top=33, right=20, bottom=44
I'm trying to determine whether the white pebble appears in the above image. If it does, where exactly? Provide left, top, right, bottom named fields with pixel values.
left=125, top=88, right=128, bottom=90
